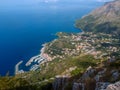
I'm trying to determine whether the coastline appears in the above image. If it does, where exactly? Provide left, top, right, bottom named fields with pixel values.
left=0, top=0, right=105, bottom=76
left=14, top=28, right=82, bottom=75
left=14, top=17, right=85, bottom=75
left=15, top=43, right=53, bottom=74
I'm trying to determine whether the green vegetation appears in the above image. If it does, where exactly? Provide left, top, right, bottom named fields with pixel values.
left=71, top=68, right=81, bottom=76
left=75, top=0, right=120, bottom=35
left=76, top=15, right=95, bottom=32
left=44, top=32, right=76, bottom=56
left=0, top=55, right=101, bottom=89
left=0, top=32, right=119, bottom=89
left=0, top=75, right=54, bottom=90
left=1, top=1, right=120, bottom=89
left=38, top=55, right=99, bottom=80
left=0, top=76, right=31, bottom=90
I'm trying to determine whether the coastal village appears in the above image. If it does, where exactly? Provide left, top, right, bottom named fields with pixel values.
left=15, top=32, right=120, bottom=73
left=14, top=32, right=120, bottom=90
left=1, top=0, right=120, bottom=89
left=40, top=32, right=120, bottom=90
left=0, top=0, right=120, bottom=89
left=43, top=32, right=119, bottom=60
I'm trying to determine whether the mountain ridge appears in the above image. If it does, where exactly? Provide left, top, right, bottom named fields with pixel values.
left=75, top=0, right=120, bottom=35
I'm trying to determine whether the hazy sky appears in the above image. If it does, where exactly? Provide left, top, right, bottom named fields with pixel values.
left=0, top=0, right=113, bottom=11
left=0, top=0, right=113, bottom=5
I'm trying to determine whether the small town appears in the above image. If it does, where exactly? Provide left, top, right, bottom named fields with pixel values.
left=43, top=32, right=120, bottom=61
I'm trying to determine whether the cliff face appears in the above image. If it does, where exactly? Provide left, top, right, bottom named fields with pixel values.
left=76, top=0, right=120, bottom=34
left=52, top=61, right=120, bottom=90
left=53, top=76, right=69, bottom=90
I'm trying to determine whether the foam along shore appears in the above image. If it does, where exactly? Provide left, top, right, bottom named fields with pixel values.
left=15, top=60, right=24, bottom=74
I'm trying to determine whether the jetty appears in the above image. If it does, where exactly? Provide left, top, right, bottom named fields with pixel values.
left=15, top=60, right=24, bottom=74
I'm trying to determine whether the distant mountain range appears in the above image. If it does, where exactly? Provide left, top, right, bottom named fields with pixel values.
left=76, top=0, right=120, bottom=35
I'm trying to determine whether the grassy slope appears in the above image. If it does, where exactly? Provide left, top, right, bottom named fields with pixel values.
left=0, top=55, right=102, bottom=89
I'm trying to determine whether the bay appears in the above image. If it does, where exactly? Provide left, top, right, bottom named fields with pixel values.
left=0, top=0, right=103, bottom=75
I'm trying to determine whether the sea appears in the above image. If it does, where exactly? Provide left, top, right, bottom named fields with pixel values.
left=0, top=0, right=104, bottom=76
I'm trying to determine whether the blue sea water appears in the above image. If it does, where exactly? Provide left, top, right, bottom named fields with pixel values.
left=0, top=0, right=104, bottom=76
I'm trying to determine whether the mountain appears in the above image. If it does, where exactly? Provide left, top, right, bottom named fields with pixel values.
left=75, top=0, right=120, bottom=35
left=0, top=0, right=120, bottom=90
